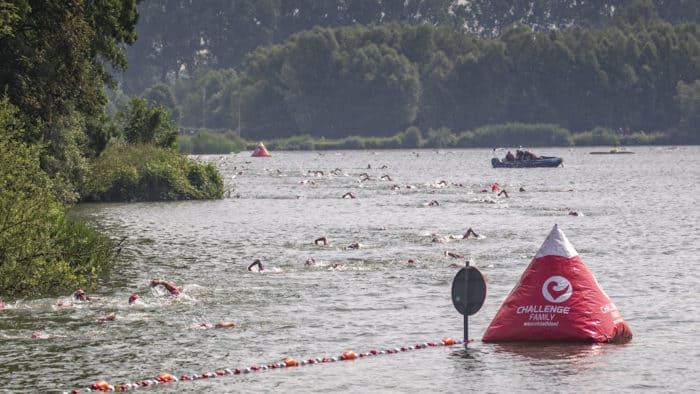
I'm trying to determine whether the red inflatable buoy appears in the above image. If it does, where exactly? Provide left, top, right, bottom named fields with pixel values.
left=251, top=142, right=271, bottom=157
left=482, top=225, right=632, bottom=343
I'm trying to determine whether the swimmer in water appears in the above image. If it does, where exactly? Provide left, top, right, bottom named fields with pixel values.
left=96, top=312, right=117, bottom=321
left=498, top=189, right=509, bottom=198
left=200, top=321, right=237, bottom=329
left=431, top=233, right=445, bottom=243
left=151, top=279, right=181, bottom=295
left=248, top=259, right=265, bottom=271
left=306, top=256, right=316, bottom=265
left=428, top=200, right=440, bottom=206
left=314, top=236, right=329, bottom=246
left=444, top=251, right=464, bottom=259
left=128, top=293, right=140, bottom=305
left=331, top=262, right=345, bottom=269
left=342, top=192, right=356, bottom=199
left=73, top=289, right=92, bottom=301
left=462, top=227, right=480, bottom=239
left=344, top=242, right=361, bottom=250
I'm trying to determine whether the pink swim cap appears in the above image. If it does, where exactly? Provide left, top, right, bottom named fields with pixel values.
left=128, top=293, right=140, bottom=304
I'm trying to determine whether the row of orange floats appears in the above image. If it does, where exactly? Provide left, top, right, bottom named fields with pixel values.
left=75, top=337, right=461, bottom=392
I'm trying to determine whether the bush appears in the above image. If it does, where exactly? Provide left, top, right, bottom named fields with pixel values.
left=472, top=123, right=572, bottom=147
left=571, top=127, right=620, bottom=146
left=81, top=143, right=223, bottom=202
left=400, top=126, right=422, bottom=148
left=185, top=130, right=241, bottom=154
left=0, top=98, right=115, bottom=296
left=425, top=127, right=457, bottom=148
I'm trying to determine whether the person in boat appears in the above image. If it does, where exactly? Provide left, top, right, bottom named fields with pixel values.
left=462, top=227, right=480, bottom=239
left=505, top=151, right=515, bottom=162
left=342, top=192, right=356, bottom=199
left=248, top=259, right=265, bottom=271
left=524, top=150, right=537, bottom=160
left=314, top=236, right=329, bottom=246
left=516, top=150, right=524, bottom=160
left=151, top=279, right=181, bottom=295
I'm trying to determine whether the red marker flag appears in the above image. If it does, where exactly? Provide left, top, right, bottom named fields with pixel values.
left=483, top=225, right=632, bottom=343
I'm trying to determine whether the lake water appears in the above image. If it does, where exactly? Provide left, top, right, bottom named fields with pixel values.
left=1, top=147, right=698, bottom=393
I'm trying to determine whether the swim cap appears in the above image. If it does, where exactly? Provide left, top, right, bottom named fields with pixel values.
left=128, top=293, right=140, bottom=304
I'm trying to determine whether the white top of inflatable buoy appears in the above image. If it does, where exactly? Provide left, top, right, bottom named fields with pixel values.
left=534, top=224, right=578, bottom=259
left=251, top=142, right=271, bottom=157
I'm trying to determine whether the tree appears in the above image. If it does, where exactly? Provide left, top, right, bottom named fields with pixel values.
left=117, top=97, right=178, bottom=149
left=675, top=80, right=700, bottom=142
left=0, top=97, right=114, bottom=296
left=0, top=0, right=139, bottom=199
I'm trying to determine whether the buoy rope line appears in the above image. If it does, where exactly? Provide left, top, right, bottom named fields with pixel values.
left=67, top=337, right=469, bottom=392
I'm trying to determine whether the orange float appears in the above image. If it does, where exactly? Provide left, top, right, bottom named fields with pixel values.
left=442, top=337, right=456, bottom=345
left=342, top=351, right=358, bottom=360
left=91, top=380, right=110, bottom=391
left=283, top=357, right=299, bottom=367
left=156, top=372, right=176, bottom=382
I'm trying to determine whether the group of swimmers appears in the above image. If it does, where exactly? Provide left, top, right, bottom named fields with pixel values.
left=14, top=280, right=237, bottom=337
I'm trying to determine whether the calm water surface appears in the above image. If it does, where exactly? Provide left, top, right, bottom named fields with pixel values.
left=1, top=147, right=698, bottom=393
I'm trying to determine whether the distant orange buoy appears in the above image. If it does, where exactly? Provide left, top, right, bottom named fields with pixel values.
left=442, top=337, right=456, bottom=345
left=283, top=357, right=299, bottom=367
left=342, top=351, right=358, bottom=360
left=251, top=142, right=271, bottom=157
left=91, top=380, right=110, bottom=391
left=157, top=372, right=175, bottom=382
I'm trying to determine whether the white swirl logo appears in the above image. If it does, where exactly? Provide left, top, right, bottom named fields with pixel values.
left=542, top=276, right=572, bottom=303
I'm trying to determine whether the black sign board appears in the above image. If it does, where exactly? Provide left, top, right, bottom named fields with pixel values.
left=451, top=266, right=486, bottom=316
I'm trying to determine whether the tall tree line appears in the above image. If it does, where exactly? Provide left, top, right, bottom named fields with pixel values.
left=0, top=0, right=139, bottom=200
left=141, top=14, right=700, bottom=141
left=121, top=0, right=700, bottom=95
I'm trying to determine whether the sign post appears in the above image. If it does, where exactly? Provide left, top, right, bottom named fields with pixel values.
left=451, top=262, right=486, bottom=348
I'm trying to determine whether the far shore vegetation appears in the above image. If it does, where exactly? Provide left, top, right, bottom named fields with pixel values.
left=179, top=122, right=672, bottom=155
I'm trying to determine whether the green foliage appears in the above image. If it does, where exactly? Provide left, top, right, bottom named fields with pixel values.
left=0, top=0, right=139, bottom=188
left=470, top=123, right=572, bottom=147
left=117, top=97, right=179, bottom=149
left=425, top=127, right=457, bottom=148
left=143, top=83, right=182, bottom=122
left=400, top=126, right=423, bottom=148
left=675, top=80, right=700, bottom=143
left=571, top=127, right=621, bottom=146
left=621, top=131, right=669, bottom=145
left=179, top=129, right=244, bottom=154
left=0, top=98, right=114, bottom=296
left=82, top=143, right=224, bottom=202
